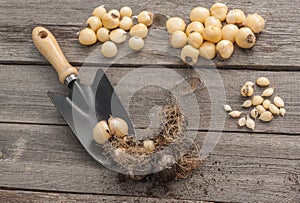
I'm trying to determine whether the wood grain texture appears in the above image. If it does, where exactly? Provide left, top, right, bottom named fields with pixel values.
left=0, top=123, right=299, bottom=202
left=0, top=64, right=299, bottom=134
left=0, top=0, right=299, bottom=68
left=0, top=190, right=206, bottom=203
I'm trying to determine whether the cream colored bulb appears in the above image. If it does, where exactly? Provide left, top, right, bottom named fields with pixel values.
left=216, top=40, right=234, bottom=59
left=188, top=32, right=203, bottom=49
left=143, top=140, right=155, bottom=152
left=222, top=24, right=239, bottom=42
left=130, top=23, right=148, bottom=38
left=259, top=111, right=273, bottom=122
left=199, top=42, right=216, bottom=59
left=102, top=13, right=120, bottom=29
left=109, top=29, right=127, bottom=44
left=138, top=11, right=154, bottom=27
left=119, top=16, right=133, bottom=31
left=180, top=45, right=199, bottom=65
left=120, top=6, right=132, bottom=17
left=170, top=31, right=188, bottom=48
left=78, top=28, right=97, bottom=45
left=210, top=3, right=228, bottom=21
left=108, top=9, right=120, bottom=19
left=108, top=116, right=128, bottom=138
left=86, top=16, right=102, bottom=32
left=203, top=26, right=222, bottom=43
left=92, top=5, right=107, bottom=19
left=241, top=85, right=254, bottom=97
left=252, top=95, right=264, bottom=106
left=205, top=16, right=222, bottom=28
left=129, top=36, right=144, bottom=51
left=226, top=9, right=246, bottom=25
left=190, top=7, right=210, bottom=23
left=93, top=121, right=111, bottom=145
left=245, top=13, right=265, bottom=33
left=256, top=77, right=270, bottom=87
left=96, top=27, right=110, bottom=42
left=186, top=21, right=204, bottom=36
left=101, top=41, right=118, bottom=58
left=235, top=27, right=256, bottom=49
left=166, top=17, right=186, bottom=33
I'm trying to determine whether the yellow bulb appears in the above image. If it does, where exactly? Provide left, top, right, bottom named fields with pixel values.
left=186, top=21, right=204, bottom=36
left=120, top=6, right=132, bottom=17
left=96, top=27, right=110, bottom=42
left=216, top=40, right=234, bottom=59
left=190, top=7, right=210, bottom=23
left=86, top=16, right=102, bottom=32
left=187, top=32, right=203, bottom=49
left=221, top=24, right=239, bottom=42
left=130, top=23, right=148, bottom=38
left=203, top=26, right=222, bottom=43
left=92, top=5, right=107, bottom=19
left=210, top=3, right=228, bottom=21
left=119, top=16, right=133, bottom=31
left=205, top=16, right=222, bottom=28
left=102, top=13, right=120, bottom=29
left=78, top=28, right=97, bottom=45
left=235, top=27, right=256, bottom=49
left=245, top=13, right=265, bottom=33
left=226, top=9, right=246, bottom=25
left=170, top=31, right=188, bottom=48
left=138, top=11, right=154, bottom=27
left=199, top=42, right=216, bottom=59
left=181, top=45, right=199, bottom=65
left=166, top=17, right=186, bottom=33
left=108, top=9, right=120, bottom=19
left=109, top=29, right=127, bottom=44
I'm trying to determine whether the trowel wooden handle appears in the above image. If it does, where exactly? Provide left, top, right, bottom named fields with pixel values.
left=32, top=27, right=78, bottom=85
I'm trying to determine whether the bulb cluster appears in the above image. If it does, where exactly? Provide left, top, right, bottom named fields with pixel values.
left=166, top=3, right=266, bottom=64
left=224, top=77, right=286, bottom=130
left=79, top=5, right=154, bottom=58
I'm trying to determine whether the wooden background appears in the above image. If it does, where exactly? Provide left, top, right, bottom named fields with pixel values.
left=0, top=0, right=299, bottom=202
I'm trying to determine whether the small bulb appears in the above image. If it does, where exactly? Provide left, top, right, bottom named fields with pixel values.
left=143, top=140, right=155, bottom=152
left=120, top=6, right=132, bottom=17
left=92, top=5, right=107, bottom=19
left=166, top=17, right=186, bottom=33
left=210, top=3, right=228, bottom=21
left=170, top=30, right=188, bottom=48
left=256, top=77, right=270, bottom=87
left=129, top=36, right=144, bottom=51
left=96, top=27, right=110, bottom=42
left=130, top=23, right=148, bottom=38
left=245, top=13, right=266, bottom=33
left=109, top=29, right=127, bottom=44
left=221, top=24, right=239, bottom=42
left=86, top=16, right=102, bottom=32
left=226, top=9, right=246, bottom=25
left=181, top=45, right=199, bottom=65
left=205, top=16, right=222, bottom=28
left=119, top=16, right=133, bottom=31
left=108, top=9, right=120, bottom=19
left=102, top=13, right=120, bottom=29
left=101, top=41, right=118, bottom=58
left=203, top=26, right=222, bottom=43
left=216, top=40, right=234, bottom=59
left=108, top=116, right=128, bottom=138
left=235, top=27, right=256, bottom=49
left=188, top=32, right=203, bottom=49
left=199, top=42, right=216, bottom=59
left=186, top=21, right=204, bottom=36
left=138, top=11, right=154, bottom=27
left=78, top=28, right=97, bottom=45
left=93, top=121, right=111, bottom=145
left=190, top=7, right=210, bottom=23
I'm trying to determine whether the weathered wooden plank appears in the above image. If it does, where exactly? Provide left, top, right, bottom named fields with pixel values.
left=0, top=64, right=299, bottom=134
left=0, top=0, right=299, bottom=68
left=0, top=124, right=299, bottom=202
left=0, top=190, right=206, bottom=203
